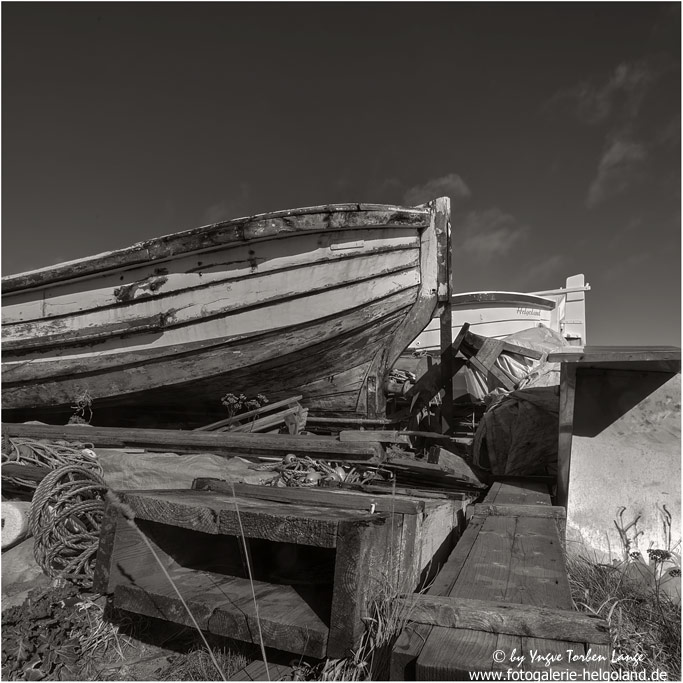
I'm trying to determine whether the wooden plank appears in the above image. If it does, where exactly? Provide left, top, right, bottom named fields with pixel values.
left=119, top=490, right=386, bottom=548
left=483, top=481, right=504, bottom=504
left=92, top=495, right=120, bottom=594
left=305, top=415, right=397, bottom=426
left=0, top=292, right=412, bottom=392
left=2, top=204, right=430, bottom=293
left=436, top=196, right=454, bottom=432
left=195, top=395, right=303, bottom=431
left=506, top=515, right=572, bottom=609
left=467, top=337, right=517, bottom=391
left=226, top=406, right=302, bottom=433
left=465, top=330, right=545, bottom=361
left=415, top=515, right=519, bottom=679
left=397, top=595, right=609, bottom=644
left=192, top=479, right=424, bottom=515
left=548, top=346, right=681, bottom=364
left=386, top=456, right=454, bottom=475
left=557, top=363, right=576, bottom=509
left=113, top=570, right=329, bottom=658
left=327, top=517, right=388, bottom=657
left=507, top=514, right=578, bottom=674
left=3, top=287, right=419, bottom=424
left=4, top=230, right=420, bottom=325
left=353, top=483, right=471, bottom=501
left=417, top=629, right=520, bottom=679
left=485, top=480, right=551, bottom=506
left=1, top=423, right=382, bottom=461
left=473, top=503, right=566, bottom=519
left=339, top=429, right=411, bottom=444
left=3, top=258, right=420, bottom=354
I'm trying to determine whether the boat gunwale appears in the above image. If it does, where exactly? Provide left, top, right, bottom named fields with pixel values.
left=2, top=203, right=430, bottom=294
left=451, top=291, right=556, bottom=310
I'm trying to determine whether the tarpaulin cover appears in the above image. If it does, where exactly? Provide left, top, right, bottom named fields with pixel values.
left=472, top=385, right=560, bottom=476
left=95, top=449, right=278, bottom=490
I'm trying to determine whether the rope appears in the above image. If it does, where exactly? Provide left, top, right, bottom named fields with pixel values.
left=29, top=464, right=108, bottom=588
left=1, top=436, right=101, bottom=490
left=262, top=454, right=386, bottom=487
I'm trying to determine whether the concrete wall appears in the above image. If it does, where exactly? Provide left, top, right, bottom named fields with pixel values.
left=565, top=371, right=680, bottom=564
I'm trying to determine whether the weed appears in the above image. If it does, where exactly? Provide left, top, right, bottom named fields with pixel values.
left=69, top=389, right=93, bottom=425
left=221, top=392, right=269, bottom=418
left=567, top=553, right=681, bottom=680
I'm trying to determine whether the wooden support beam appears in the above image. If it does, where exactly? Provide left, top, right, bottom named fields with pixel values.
left=396, top=595, right=610, bottom=645
left=464, top=330, right=545, bottom=361
left=436, top=197, right=454, bottom=433
left=195, top=395, right=304, bottom=431
left=339, top=430, right=411, bottom=444
left=557, top=363, right=576, bottom=509
left=2, top=423, right=382, bottom=461
left=473, top=503, right=566, bottom=520
left=193, top=479, right=425, bottom=514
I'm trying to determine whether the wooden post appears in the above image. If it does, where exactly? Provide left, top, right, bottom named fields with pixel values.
left=556, top=363, right=576, bottom=509
left=435, top=197, right=453, bottom=433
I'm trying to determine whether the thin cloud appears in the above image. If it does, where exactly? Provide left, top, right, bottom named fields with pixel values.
left=403, top=173, right=471, bottom=206
left=586, top=137, right=647, bottom=208
left=570, top=60, right=655, bottom=126
left=204, top=183, right=251, bottom=224
left=550, top=58, right=665, bottom=207
left=458, top=208, right=529, bottom=263
left=549, top=59, right=657, bottom=126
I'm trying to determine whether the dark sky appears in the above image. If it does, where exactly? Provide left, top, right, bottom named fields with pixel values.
left=3, top=3, right=681, bottom=345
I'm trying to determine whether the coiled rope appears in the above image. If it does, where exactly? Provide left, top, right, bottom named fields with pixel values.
left=1, top=436, right=101, bottom=489
left=29, top=464, right=108, bottom=588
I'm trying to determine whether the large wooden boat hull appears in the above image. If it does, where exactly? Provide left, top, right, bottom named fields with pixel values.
left=2, top=199, right=450, bottom=427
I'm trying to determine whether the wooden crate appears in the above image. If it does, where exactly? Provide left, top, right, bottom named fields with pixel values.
left=94, top=482, right=474, bottom=658
left=392, top=480, right=611, bottom=680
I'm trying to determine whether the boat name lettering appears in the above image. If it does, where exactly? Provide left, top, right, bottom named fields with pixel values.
left=516, top=307, right=542, bottom=317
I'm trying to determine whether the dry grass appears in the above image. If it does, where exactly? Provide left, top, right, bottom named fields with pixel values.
left=159, top=646, right=249, bottom=681
left=297, top=549, right=427, bottom=682
left=299, top=586, right=419, bottom=681
left=70, top=596, right=133, bottom=670
left=567, top=553, right=681, bottom=680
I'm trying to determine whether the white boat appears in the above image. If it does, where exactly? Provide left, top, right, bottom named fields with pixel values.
left=409, top=274, right=590, bottom=351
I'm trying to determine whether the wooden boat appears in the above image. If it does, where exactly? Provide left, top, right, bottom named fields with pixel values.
left=409, top=274, right=590, bottom=351
left=2, top=198, right=450, bottom=428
